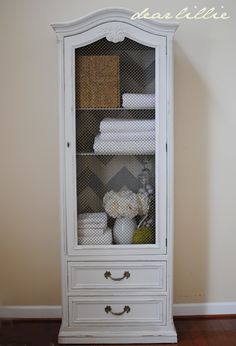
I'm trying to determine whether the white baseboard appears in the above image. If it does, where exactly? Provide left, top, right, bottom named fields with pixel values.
left=0, top=303, right=236, bottom=319
left=173, top=302, right=236, bottom=316
left=0, top=305, right=62, bottom=319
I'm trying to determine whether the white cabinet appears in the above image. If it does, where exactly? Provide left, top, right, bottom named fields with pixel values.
left=68, top=261, right=167, bottom=291
left=52, top=8, right=178, bottom=344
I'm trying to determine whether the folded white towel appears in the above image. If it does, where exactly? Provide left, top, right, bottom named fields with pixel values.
left=78, top=220, right=107, bottom=229
left=99, top=131, right=155, bottom=142
left=78, top=212, right=107, bottom=223
left=122, top=93, right=155, bottom=108
left=93, top=139, right=155, bottom=155
left=78, top=222, right=106, bottom=230
left=78, top=228, right=105, bottom=237
left=78, top=212, right=107, bottom=230
left=78, top=228, right=113, bottom=245
left=100, top=119, right=155, bottom=133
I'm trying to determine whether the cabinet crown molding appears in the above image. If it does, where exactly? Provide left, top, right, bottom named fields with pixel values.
left=51, top=7, right=179, bottom=38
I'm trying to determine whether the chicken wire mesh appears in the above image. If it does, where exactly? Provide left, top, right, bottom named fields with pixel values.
left=75, top=37, right=158, bottom=246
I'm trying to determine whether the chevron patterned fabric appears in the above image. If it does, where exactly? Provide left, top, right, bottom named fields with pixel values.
left=76, top=155, right=155, bottom=213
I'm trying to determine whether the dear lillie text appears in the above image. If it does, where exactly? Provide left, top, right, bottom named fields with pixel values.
left=131, top=6, right=230, bottom=20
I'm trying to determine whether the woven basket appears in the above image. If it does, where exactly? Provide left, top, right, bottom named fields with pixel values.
left=76, top=55, right=120, bottom=108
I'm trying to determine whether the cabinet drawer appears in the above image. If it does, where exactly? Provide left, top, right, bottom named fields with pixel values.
left=69, top=296, right=166, bottom=326
left=68, top=262, right=166, bottom=291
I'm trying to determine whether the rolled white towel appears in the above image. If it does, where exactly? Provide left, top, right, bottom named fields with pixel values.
left=94, top=139, right=155, bottom=155
left=100, top=118, right=155, bottom=133
left=122, top=93, right=155, bottom=108
left=78, top=228, right=113, bottom=245
left=98, top=131, right=155, bottom=142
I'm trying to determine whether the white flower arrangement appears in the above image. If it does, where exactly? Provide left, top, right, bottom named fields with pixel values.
left=103, top=190, right=150, bottom=219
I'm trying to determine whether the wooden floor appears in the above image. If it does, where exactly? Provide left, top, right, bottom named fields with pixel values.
left=0, top=317, right=236, bottom=346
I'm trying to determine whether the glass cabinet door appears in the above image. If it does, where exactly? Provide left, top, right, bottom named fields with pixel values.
left=64, top=33, right=166, bottom=254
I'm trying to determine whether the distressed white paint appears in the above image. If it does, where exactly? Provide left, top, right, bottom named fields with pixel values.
left=68, top=261, right=167, bottom=291
left=52, top=8, right=178, bottom=344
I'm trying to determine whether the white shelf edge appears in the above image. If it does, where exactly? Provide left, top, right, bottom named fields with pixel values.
left=76, top=108, right=155, bottom=111
left=76, top=152, right=155, bottom=156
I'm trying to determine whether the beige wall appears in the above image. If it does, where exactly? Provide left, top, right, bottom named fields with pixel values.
left=0, top=0, right=236, bottom=305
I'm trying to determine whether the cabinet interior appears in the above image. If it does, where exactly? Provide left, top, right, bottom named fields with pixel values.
left=75, top=37, right=158, bottom=246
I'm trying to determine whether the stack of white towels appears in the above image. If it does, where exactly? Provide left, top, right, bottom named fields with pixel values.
left=78, top=212, right=112, bottom=245
left=93, top=118, right=155, bottom=155
left=122, top=93, right=155, bottom=109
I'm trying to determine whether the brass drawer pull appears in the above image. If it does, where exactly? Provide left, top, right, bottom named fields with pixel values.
left=104, top=271, right=130, bottom=281
left=105, top=305, right=131, bottom=316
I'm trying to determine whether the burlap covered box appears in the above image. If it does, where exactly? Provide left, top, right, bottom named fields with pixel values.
left=76, top=55, right=120, bottom=108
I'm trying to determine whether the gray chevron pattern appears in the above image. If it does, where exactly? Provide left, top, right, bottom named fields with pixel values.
left=76, top=155, right=155, bottom=213
left=120, top=51, right=155, bottom=93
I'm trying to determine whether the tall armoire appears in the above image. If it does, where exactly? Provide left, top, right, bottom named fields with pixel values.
left=52, top=8, right=178, bottom=344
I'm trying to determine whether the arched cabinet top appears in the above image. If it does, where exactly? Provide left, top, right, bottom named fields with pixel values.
left=51, top=7, right=179, bottom=39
